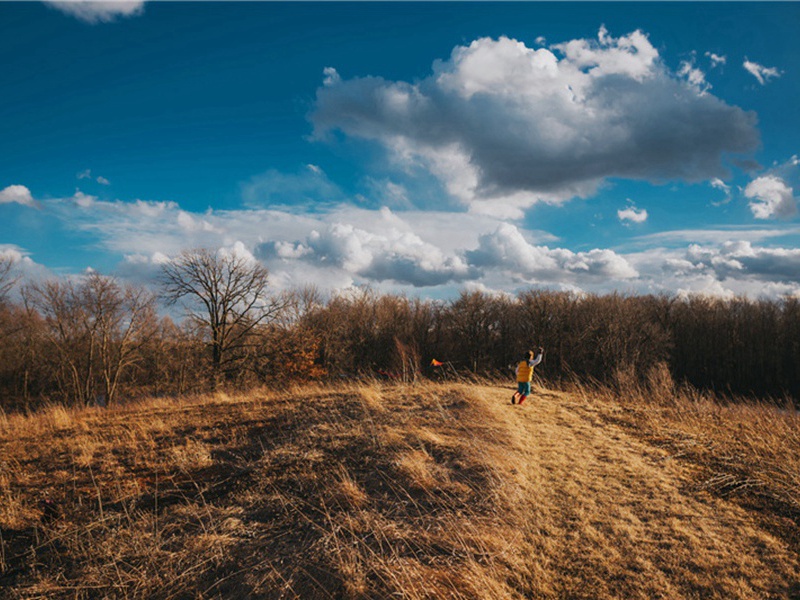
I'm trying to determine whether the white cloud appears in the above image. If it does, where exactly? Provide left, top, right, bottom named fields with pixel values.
left=743, top=58, right=782, bottom=85
left=97, top=176, right=111, bottom=185
left=466, top=223, right=638, bottom=283
left=44, top=0, right=145, bottom=24
left=623, top=237, right=800, bottom=299
left=685, top=241, right=800, bottom=282
left=42, top=188, right=638, bottom=291
left=710, top=177, right=732, bottom=205
left=744, top=175, right=797, bottom=220
left=552, top=26, right=658, bottom=81
left=30, top=186, right=800, bottom=299
left=705, top=52, right=726, bottom=68
left=218, top=240, right=258, bottom=265
left=678, top=59, right=709, bottom=93
left=42, top=191, right=492, bottom=289
left=631, top=225, right=800, bottom=248
left=176, top=210, right=218, bottom=233
left=312, top=28, right=759, bottom=216
left=617, top=205, right=648, bottom=224
left=0, top=185, right=36, bottom=207
left=675, top=279, right=736, bottom=301
left=258, top=219, right=477, bottom=288
left=72, top=190, right=97, bottom=208
left=0, top=244, right=53, bottom=287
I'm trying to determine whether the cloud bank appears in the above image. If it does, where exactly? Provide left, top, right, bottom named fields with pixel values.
left=3, top=187, right=797, bottom=300
left=312, top=28, right=760, bottom=217
left=44, top=0, right=145, bottom=24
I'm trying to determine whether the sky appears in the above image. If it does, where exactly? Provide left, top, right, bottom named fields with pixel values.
left=1, top=1, right=799, bottom=300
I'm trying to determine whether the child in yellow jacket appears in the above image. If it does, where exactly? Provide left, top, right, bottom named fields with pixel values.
left=512, top=347, right=544, bottom=405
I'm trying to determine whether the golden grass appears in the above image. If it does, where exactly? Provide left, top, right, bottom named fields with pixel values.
left=0, top=379, right=798, bottom=598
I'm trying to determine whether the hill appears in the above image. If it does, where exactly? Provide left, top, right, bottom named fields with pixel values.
left=1, top=381, right=798, bottom=599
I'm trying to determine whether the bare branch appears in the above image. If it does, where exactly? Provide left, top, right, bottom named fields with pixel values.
left=159, top=247, right=282, bottom=385
left=0, top=254, right=20, bottom=302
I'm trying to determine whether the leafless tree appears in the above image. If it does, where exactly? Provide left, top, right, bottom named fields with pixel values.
left=24, top=279, right=95, bottom=405
left=0, top=254, right=19, bottom=302
left=24, top=273, right=156, bottom=406
left=160, top=248, right=286, bottom=386
left=85, top=274, right=158, bottom=405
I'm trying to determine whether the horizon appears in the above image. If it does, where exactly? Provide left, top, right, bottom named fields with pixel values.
left=1, top=1, right=799, bottom=301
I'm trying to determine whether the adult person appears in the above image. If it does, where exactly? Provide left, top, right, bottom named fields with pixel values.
left=512, top=347, right=544, bottom=405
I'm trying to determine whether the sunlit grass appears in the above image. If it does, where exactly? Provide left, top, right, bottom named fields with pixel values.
left=1, top=378, right=798, bottom=598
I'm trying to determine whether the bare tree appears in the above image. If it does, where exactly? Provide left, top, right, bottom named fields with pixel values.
left=24, top=278, right=96, bottom=405
left=160, top=248, right=286, bottom=386
left=84, top=274, right=158, bottom=406
left=0, top=254, right=19, bottom=302
left=24, top=273, right=156, bottom=406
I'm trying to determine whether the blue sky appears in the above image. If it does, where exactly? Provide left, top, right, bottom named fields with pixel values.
left=1, top=1, right=799, bottom=299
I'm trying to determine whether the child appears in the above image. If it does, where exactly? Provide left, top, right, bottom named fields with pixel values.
left=512, top=347, right=544, bottom=405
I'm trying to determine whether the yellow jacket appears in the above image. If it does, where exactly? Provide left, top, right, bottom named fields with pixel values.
left=516, top=353, right=543, bottom=382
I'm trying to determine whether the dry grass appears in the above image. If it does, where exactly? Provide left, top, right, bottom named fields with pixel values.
left=0, top=378, right=798, bottom=599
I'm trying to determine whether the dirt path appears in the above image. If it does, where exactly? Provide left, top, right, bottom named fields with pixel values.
left=471, top=385, right=799, bottom=599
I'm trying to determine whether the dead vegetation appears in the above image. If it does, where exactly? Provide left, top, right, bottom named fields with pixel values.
left=1, top=378, right=798, bottom=599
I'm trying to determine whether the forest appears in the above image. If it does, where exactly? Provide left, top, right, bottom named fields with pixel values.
left=1, top=249, right=798, bottom=412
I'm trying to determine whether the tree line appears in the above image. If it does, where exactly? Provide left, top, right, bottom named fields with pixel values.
left=0, top=250, right=798, bottom=412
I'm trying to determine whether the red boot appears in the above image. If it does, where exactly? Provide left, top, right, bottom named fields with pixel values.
left=518, top=395, right=527, bottom=405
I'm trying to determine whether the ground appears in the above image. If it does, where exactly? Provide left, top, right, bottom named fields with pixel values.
left=0, top=381, right=798, bottom=598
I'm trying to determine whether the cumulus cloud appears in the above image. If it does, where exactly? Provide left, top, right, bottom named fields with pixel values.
left=743, top=58, right=782, bottom=85
left=466, top=223, right=638, bottom=283
left=45, top=0, right=145, bottom=24
left=744, top=175, right=797, bottom=219
left=40, top=190, right=486, bottom=290
left=258, top=219, right=477, bottom=287
left=675, top=279, right=736, bottom=301
left=622, top=236, right=800, bottom=299
left=685, top=241, right=800, bottom=282
left=617, top=204, right=648, bottom=224
left=33, top=187, right=800, bottom=299
left=312, top=28, right=759, bottom=216
left=0, top=244, right=53, bottom=288
left=0, top=185, right=37, bottom=207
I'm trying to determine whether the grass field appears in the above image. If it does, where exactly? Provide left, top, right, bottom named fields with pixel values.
left=1, top=377, right=798, bottom=599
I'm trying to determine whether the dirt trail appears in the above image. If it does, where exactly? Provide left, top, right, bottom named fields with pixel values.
left=471, top=384, right=799, bottom=599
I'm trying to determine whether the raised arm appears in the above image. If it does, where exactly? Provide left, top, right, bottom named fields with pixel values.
left=530, top=347, right=544, bottom=367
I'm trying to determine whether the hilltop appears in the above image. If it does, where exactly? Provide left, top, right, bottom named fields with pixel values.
left=1, top=381, right=798, bottom=599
